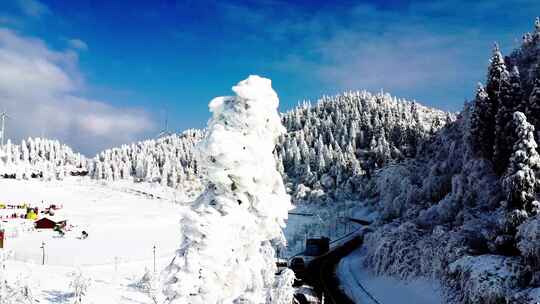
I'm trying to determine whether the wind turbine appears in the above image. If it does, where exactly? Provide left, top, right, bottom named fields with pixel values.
left=0, top=111, right=9, bottom=146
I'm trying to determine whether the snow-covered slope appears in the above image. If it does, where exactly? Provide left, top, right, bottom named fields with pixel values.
left=0, top=178, right=187, bottom=304
left=338, top=19, right=540, bottom=304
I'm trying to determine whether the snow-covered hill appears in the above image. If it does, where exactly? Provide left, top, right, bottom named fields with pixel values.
left=87, top=91, right=454, bottom=205
left=277, top=91, right=453, bottom=202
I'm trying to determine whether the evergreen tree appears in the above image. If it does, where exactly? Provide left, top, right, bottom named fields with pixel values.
left=470, top=84, right=492, bottom=158
left=526, top=64, right=540, bottom=136
left=493, top=67, right=520, bottom=174
left=503, top=112, right=540, bottom=214
left=481, top=44, right=508, bottom=160
left=534, top=16, right=540, bottom=41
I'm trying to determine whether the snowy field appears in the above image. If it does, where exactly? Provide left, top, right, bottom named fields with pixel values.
left=337, top=247, right=443, bottom=304
left=0, top=177, right=190, bottom=303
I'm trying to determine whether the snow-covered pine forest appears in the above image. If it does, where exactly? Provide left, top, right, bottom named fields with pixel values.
left=0, top=138, right=87, bottom=180
left=277, top=92, right=453, bottom=202
left=86, top=91, right=453, bottom=204
left=88, top=129, right=203, bottom=188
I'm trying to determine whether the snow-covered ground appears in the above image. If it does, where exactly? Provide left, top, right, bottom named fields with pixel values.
left=0, top=177, right=193, bottom=303
left=337, top=247, right=443, bottom=304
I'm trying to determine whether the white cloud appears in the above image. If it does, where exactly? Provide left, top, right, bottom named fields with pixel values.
left=68, top=38, right=88, bottom=51
left=0, top=28, right=156, bottom=155
left=15, top=0, right=50, bottom=18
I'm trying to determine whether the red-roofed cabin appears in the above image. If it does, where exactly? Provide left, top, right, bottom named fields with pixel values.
left=35, top=217, right=56, bottom=229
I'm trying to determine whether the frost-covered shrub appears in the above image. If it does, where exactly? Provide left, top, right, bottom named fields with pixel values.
left=448, top=255, right=528, bottom=304
left=363, top=222, right=423, bottom=279
left=517, top=216, right=540, bottom=271
left=508, top=287, right=540, bottom=304
left=375, top=165, right=419, bottom=220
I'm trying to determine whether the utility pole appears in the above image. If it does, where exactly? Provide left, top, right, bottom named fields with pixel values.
left=40, top=242, right=45, bottom=265
left=153, top=245, right=156, bottom=273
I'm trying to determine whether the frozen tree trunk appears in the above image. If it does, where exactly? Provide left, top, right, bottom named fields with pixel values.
left=162, top=75, right=293, bottom=304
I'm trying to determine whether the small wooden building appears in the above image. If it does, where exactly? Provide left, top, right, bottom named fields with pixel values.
left=35, top=217, right=56, bottom=229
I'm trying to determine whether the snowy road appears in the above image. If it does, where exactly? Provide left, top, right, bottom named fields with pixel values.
left=337, top=247, right=443, bottom=304
left=304, top=233, right=363, bottom=304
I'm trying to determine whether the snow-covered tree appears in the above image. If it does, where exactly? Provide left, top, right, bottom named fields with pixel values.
left=162, top=76, right=293, bottom=304
left=475, top=44, right=507, bottom=160
left=503, top=112, right=540, bottom=213
left=494, top=66, right=521, bottom=174
left=526, top=65, right=540, bottom=135
left=69, top=270, right=91, bottom=304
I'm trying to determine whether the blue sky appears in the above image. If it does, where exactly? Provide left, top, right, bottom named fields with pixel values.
left=1, top=0, right=540, bottom=154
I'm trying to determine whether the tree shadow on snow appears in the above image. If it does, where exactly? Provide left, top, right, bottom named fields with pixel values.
left=43, top=289, right=74, bottom=303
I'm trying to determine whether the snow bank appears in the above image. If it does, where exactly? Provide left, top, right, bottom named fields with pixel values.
left=162, top=75, right=293, bottom=304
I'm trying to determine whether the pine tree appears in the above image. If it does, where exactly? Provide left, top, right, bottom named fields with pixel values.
left=526, top=64, right=540, bottom=136
left=534, top=16, right=540, bottom=41
left=493, top=67, right=519, bottom=174
left=503, top=112, right=540, bottom=214
left=481, top=44, right=508, bottom=160
left=470, top=83, right=493, bottom=158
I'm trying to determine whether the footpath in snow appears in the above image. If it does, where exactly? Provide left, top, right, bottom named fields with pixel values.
left=337, top=247, right=443, bottom=304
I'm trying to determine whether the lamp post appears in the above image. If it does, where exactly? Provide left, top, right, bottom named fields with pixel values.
left=40, top=242, right=45, bottom=265
left=153, top=245, right=156, bottom=273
